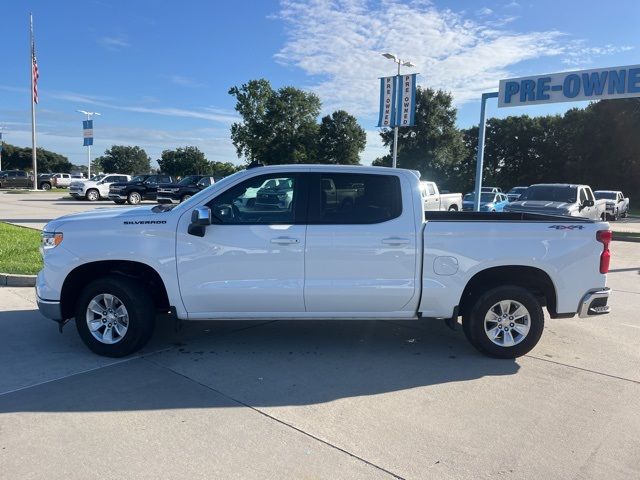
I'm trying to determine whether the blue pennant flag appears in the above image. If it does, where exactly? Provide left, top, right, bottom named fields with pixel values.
left=83, top=119, right=93, bottom=146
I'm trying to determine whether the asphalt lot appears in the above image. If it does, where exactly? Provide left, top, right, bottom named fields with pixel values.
left=0, top=235, right=639, bottom=478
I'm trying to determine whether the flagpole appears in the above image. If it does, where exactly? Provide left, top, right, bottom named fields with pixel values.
left=29, top=13, right=38, bottom=189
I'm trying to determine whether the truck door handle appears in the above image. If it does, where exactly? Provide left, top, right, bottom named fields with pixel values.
left=381, top=237, right=410, bottom=246
left=271, top=237, right=300, bottom=245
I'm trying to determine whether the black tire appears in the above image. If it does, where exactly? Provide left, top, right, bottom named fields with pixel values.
left=75, top=275, right=156, bottom=357
left=41, top=182, right=52, bottom=190
left=86, top=189, right=100, bottom=201
left=448, top=205, right=458, bottom=211
left=462, top=285, right=544, bottom=358
left=127, top=191, right=142, bottom=205
left=180, top=194, right=192, bottom=202
left=612, top=209, right=618, bottom=221
left=113, top=199, right=126, bottom=205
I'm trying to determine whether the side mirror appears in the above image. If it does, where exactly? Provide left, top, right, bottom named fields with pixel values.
left=191, top=206, right=212, bottom=226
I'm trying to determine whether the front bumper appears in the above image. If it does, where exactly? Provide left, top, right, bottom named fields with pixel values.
left=108, top=193, right=127, bottom=200
left=578, top=288, right=611, bottom=318
left=156, top=194, right=177, bottom=204
left=36, top=294, right=63, bottom=322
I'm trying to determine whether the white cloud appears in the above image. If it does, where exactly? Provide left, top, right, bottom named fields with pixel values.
left=100, top=35, right=130, bottom=49
left=476, top=7, right=493, bottom=16
left=274, top=0, right=613, bottom=115
left=562, top=44, right=634, bottom=67
left=167, top=75, right=206, bottom=88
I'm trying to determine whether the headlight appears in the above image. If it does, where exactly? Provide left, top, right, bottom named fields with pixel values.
left=41, top=231, right=63, bottom=250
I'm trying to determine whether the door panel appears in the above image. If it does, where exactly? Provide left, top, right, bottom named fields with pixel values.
left=305, top=172, right=417, bottom=313
left=176, top=172, right=308, bottom=316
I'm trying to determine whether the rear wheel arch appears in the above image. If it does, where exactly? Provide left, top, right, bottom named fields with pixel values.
left=458, top=265, right=557, bottom=319
left=60, top=260, right=171, bottom=320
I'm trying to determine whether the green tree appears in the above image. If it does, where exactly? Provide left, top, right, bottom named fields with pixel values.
left=0, top=143, right=73, bottom=173
left=95, top=145, right=150, bottom=174
left=210, top=161, right=241, bottom=178
left=158, top=146, right=210, bottom=176
left=373, top=87, right=467, bottom=191
left=317, top=110, right=366, bottom=165
left=229, top=79, right=321, bottom=165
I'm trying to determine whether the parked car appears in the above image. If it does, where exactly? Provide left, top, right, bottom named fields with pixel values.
left=37, top=165, right=611, bottom=360
left=507, top=186, right=528, bottom=202
left=462, top=192, right=510, bottom=212
left=0, top=170, right=32, bottom=188
left=108, top=174, right=176, bottom=205
left=594, top=190, right=629, bottom=221
left=157, top=175, right=215, bottom=204
left=69, top=174, right=131, bottom=201
left=420, top=181, right=462, bottom=211
left=504, top=184, right=607, bottom=220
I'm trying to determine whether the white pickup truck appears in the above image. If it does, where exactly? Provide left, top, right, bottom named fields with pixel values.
left=37, top=165, right=612, bottom=359
left=69, top=173, right=131, bottom=201
left=419, top=181, right=462, bottom=211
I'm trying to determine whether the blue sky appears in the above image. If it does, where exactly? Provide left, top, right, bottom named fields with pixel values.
left=1, top=0, right=639, bottom=168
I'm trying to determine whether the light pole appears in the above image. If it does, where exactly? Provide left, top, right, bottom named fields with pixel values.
left=381, top=53, right=415, bottom=168
left=77, top=110, right=100, bottom=178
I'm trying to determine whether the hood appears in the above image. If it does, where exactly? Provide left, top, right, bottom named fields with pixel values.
left=43, top=205, right=162, bottom=232
left=70, top=179, right=97, bottom=187
left=110, top=181, right=142, bottom=187
left=505, top=200, right=572, bottom=213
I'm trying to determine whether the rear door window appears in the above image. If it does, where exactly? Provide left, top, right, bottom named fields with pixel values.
left=426, top=183, right=436, bottom=195
left=309, top=173, right=402, bottom=224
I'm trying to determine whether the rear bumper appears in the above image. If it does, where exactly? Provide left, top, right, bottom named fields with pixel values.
left=578, top=288, right=611, bottom=318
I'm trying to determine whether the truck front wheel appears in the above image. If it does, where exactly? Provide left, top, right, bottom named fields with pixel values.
left=75, top=276, right=156, bottom=357
left=86, top=189, right=100, bottom=201
left=463, top=286, right=544, bottom=358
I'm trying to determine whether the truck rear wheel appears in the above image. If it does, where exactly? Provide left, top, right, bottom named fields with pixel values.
left=448, top=205, right=458, bottom=211
left=128, top=191, right=142, bottom=205
left=463, top=286, right=544, bottom=358
left=75, top=276, right=156, bottom=357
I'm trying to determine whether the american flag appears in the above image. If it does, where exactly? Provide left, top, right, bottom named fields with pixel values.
left=32, top=38, right=39, bottom=104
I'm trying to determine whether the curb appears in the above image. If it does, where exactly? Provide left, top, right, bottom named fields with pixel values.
left=0, top=273, right=36, bottom=287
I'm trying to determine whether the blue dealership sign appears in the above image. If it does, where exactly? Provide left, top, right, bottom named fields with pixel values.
left=498, top=64, right=640, bottom=108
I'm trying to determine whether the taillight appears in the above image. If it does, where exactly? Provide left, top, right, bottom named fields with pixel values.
left=596, top=230, right=612, bottom=274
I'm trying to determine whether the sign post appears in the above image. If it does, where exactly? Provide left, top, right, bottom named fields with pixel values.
left=473, top=63, right=640, bottom=211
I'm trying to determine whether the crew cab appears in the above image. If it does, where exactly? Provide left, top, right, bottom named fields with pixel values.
left=594, top=190, right=629, bottom=221
left=36, top=165, right=612, bottom=359
left=0, top=170, right=32, bottom=188
left=420, top=181, right=462, bottom=211
left=504, top=184, right=607, bottom=220
left=157, top=175, right=215, bottom=204
left=506, top=186, right=528, bottom=202
left=69, top=174, right=131, bottom=201
left=108, top=174, right=175, bottom=205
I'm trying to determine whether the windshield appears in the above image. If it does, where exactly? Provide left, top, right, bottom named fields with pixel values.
left=90, top=174, right=106, bottom=182
left=464, top=193, right=496, bottom=203
left=519, top=185, right=577, bottom=203
left=178, top=175, right=201, bottom=185
left=509, top=187, right=527, bottom=194
left=130, top=175, right=149, bottom=182
left=594, top=192, right=617, bottom=200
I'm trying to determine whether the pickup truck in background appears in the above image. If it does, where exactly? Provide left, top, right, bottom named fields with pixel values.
left=37, top=165, right=612, bottom=360
left=157, top=175, right=215, bottom=204
left=594, top=190, right=630, bottom=221
left=69, top=174, right=131, bottom=201
left=420, top=181, right=462, bottom=211
left=504, top=183, right=607, bottom=220
left=51, top=173, right=72, bottom=188
left=108, top=174, right=175, bottom=205
left=0, top=170, right=32, bottom=188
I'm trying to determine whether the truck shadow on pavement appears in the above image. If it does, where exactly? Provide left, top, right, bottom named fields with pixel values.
left=0, top=309, right=519, bottom=413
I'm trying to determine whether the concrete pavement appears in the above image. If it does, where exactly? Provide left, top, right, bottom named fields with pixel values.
left=0, top=243, right=638, bottom=479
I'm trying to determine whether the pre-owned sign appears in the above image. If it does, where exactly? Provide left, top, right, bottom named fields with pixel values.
left=498, top=64, right=640, bottom=108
